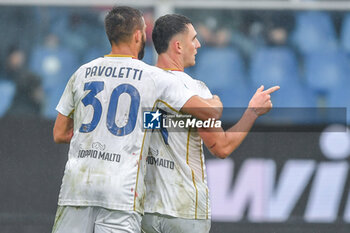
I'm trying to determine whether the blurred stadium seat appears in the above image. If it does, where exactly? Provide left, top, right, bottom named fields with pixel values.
left=304, top=49, right=349, bottom=94
left=82, top=47, right=105, bottom=64
left=327, top=84, right=350, bottom=124
left=195, top=46, right=246, bottom=90
left=292, top=11, right=337, bottom=54
left=273, top=82, right=317, bottom=108
left=194, top=46, right=249, bottom=107
left=269, top=82, right=319, bottom=124
left=340, top=13, right=350, bottom=54
left=218, top=82, right=252, bottom=107
left=0, top=79, right=16, bottom=117
left=250, top=46, right=322, bottom=123
left=250, top=46, right=300, bottom=88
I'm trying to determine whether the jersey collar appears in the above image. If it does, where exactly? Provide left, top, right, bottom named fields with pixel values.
left=162, top=68, right=183, bottom=72
left=104, top=54, right=137, bottom=59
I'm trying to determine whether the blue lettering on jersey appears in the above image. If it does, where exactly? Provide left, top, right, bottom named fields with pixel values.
left=112, top=67, right=118, bottom=78
left=85, top=66, right=143, bottom=81
left=119, top=67, right=125, bottom=78
left=126, top=67, right=132, bottom=78
left=79, top=82, right=140, bottom=136
left=98, top=66, right=106, bottom=76
left=105, top=67, right=112, bottom=77
left=91, top=66, right=97, bottom=76
left=133, top=69, right=140, bottom=80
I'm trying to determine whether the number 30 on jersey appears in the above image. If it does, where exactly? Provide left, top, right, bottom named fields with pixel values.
left=79, top=81, right=140, bottom=136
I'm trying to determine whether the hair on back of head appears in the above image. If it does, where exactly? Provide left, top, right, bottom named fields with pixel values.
left=152, top=14, right=192, bottom=54
left=105, top=6, right=143, bottom=46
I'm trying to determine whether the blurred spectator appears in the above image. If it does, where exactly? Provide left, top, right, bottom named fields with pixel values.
left=195, top=15, right=234, bottom=47
left=264, top=12, right=295, bottom=46
left=215, top=28, right=232, bottom=47
left=196, top=23, right=214, bottom=45
left=266, top=26, right=288, bottom=47
left=53, top=12, right=89, bottom=59
left=142, top=11, right=156, bottom=64
left=0, top=6, right=38, bottom=69
left=144, top=11, right=154, bottom=46
left=231, top=20, right=265, bottom=62
left=196, top=16, right=218, bottom=46
left=29, top=33, right=78, bottom=119
left=4, top=47, right=43, bottom=116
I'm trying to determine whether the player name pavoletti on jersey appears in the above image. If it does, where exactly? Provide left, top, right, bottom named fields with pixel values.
left=85, top=66, right=143, bottom=80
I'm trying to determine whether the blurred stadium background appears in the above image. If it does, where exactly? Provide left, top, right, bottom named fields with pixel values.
left=1, top=0, right=350, bottom=232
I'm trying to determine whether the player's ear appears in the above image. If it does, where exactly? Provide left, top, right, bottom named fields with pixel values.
left=173, top=40, right=182, bottom=54
left=134, top=30, right=142, bottom=43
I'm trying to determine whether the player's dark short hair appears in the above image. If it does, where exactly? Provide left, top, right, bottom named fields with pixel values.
left=152, top=14, right=192, bottom=54
left=105, top=6, right=144, bottom=46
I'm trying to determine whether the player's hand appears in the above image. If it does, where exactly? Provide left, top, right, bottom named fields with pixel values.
left=212, top=95, right=222, bottom=107
left=212, top=95, right=223, bottom=118
left=248, top=85, right=280, bottom=116
left=213, top=95, right=221, bottom=101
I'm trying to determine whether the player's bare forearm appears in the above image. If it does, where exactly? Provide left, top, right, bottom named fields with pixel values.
left=53, top=113, right=74, bottom=144
left=198, top=108, right=258, bottom=159
left=181, top=95, right=222, bottom=121
left=205, top=95, right=223, bottom=117
left=199, top=85, right=280, bottom=158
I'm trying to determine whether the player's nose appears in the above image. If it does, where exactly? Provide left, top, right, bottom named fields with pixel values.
left=196, top=39, right=201, bottom=49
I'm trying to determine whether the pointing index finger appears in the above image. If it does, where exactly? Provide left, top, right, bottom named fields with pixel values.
left=263, top=86, right=280, bottom=94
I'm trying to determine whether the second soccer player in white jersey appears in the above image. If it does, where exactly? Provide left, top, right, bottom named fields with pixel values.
left=51, top=7, right=222, bottom=233
left=142, top=14, right=279, bottom=233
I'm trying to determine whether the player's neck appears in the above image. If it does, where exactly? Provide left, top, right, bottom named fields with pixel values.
left=109, top=43, right=138, bottom=59
left=156, top=53, right=184, bottom=71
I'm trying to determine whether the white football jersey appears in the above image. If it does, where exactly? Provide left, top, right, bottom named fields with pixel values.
left=56, top=56, right=194, bottom=214
left=144, top=70, right=212, bottom=219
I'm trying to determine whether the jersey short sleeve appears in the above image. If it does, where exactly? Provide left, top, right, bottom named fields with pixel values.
left=56, top=73, right=76, bottom=117
left=175, top=71, right=212, bottom=99
left=155, top=71, right=196, bottom=112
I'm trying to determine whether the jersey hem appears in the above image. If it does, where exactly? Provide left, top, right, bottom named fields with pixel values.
left=144, top=210, right=211, bottom=220
left=58, top=200, right=144, bottom=214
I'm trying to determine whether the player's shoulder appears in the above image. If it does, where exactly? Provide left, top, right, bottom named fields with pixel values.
left=173, top=71, right=212, bottom=96
left=138, top=60, right=163, bottom=73
left=181, top=72, right=207, bottom=88
left=74, top=57, right=104, bottom=77
left=141, top=62, right=177, bottom=81
left=172, top=70, right=193, bottom=79
left=80, top=56, right=103, bottom=67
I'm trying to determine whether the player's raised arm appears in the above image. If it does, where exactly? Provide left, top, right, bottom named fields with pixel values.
left=181, top=94, right=223, bottom=121
left=199, top=85, right=280, bottom=159
left=53, top=113, right=74, bottom=144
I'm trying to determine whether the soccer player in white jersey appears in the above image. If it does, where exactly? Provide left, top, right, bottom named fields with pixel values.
left=51, top=7, right=222, bottom=233
left=141, top=14, right=279, bottom=233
